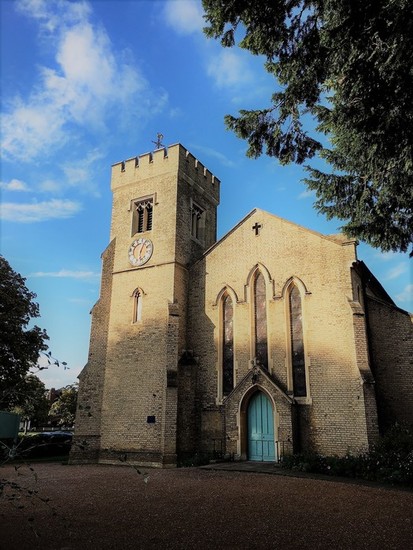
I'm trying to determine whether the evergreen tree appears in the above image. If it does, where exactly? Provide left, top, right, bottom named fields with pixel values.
left=203, top=0, right=413, bottom=254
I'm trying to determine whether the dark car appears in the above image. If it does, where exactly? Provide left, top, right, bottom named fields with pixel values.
left=18, top=431, right=73, bottom=458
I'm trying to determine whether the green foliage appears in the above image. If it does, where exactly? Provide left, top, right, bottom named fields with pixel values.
left=281, top=424, right=413, bottom=485
left=49, top=386, right=78, bottom=428
left=203, top=1, right=413, bottom=254
left=0, top=256, right=49, bottom=409
left=10, top=375, right=49, bottom=427
left=0, top=256, right=67, bottom=411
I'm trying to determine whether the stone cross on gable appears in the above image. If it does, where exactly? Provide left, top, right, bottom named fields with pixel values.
left=252, top=222, right=262, bottom=235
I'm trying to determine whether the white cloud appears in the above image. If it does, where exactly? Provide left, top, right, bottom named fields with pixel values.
left=48, top=22, right=144, bottom=127
left=0, top=178, right=30, bottom=192
left=385, top=263, right=408, bottom=281
left=2, top=0, right=151, bottom=161
left=0, top=199, right=81, bottom=222
left=62, top=149, right=106, bottom=196
left=38, top=179, right=62, bottom=193
left=298, top=189, right=316, bottom=200
left=169, top=107, right=183, bottom=119
left=30, top=269, right=99, bottom=279
left=191, top=144, right=235, bottom=167
left=395, top=284, right=413, bottom=304
left=16, top=0, right=92, bottom=33
left=2, top=97, right=67, bottom=160
left=207, top=50, right=253, bottom=89
left=163, top=0, right=204, bottom=35
left=163, top=1, right=262, bottom=96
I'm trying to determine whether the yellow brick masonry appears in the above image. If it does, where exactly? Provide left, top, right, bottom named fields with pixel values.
left=71, top=143, right=412, bottom=467
left=367, top=298, right=413, bottom=429
left=188, top=210, right=375, bottom=457
left=71, top=144, right=220, bottom=466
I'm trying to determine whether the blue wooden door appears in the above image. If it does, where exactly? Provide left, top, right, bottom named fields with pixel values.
left=248, top=392, right=275, bottom=461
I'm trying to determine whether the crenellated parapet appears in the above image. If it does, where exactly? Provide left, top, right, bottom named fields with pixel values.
left=178, top=146, right=220, bottom=200
left=111, top=143, right=220, bottom=202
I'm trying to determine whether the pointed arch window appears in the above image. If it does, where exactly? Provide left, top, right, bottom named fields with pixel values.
left=190, top=201, right=205, bottom=242
left=132, top=289, right=143, bottom=323
left=132, top=198, right=153, bottom=235
left=254, top=272, right=268, bottom=369
left=289, top=285, right=306, bottom=396
left=222, top=293, right=234, bottom=395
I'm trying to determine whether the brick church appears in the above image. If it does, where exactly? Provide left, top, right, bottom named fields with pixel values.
left=71, top=143, right=413, bottom=467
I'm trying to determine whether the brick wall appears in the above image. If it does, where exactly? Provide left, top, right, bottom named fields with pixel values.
left=176, top=352, right=198, bottom=461
left=73, top=143, right=406, bottom=466
left=73, top=144, right=220, bottom=467
left=367, top=297, right=413, bottom=430
left=70, top=240, right=115, bottom=463
left=188, top=210, right=373, bottom=457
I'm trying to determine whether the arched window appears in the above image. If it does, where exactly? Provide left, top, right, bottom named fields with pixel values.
left=222, top=293, right=234, bottom=395
left=254, top=272, right=268, bottom=369
left=289, top=285, right=306, bottom=396
left=132, top=198, right=153, bottom=235
left=191, top=202, right=205, bottom=241
left=132, top=289, right=142, bottom=323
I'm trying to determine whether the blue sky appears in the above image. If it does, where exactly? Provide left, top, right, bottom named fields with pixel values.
left=1, top=0, right=412, bottom=390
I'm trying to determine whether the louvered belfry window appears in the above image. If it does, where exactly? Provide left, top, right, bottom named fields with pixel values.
left=289, top=286, right=306, bottom=396
left=222, top=294, right=234, bottom=395
left=191, top=203, right=204, bottom=240
left=132, top=199, right=153, bottom=235
left=254, top=272, right=268, bottom=369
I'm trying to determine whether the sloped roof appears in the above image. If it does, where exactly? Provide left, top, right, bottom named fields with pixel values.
left=203, top=208, right=356, bottom=259
left=353, top=260, right=395, bottom=306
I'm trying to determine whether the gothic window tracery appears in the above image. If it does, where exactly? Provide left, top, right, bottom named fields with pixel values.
left=191, top=202, right=205, bottom=241
left=254, top=271, right=268, bottom=369
left=222, top=293, right=234, bottom=395
left=132, top=198, right=153, bottom=235
left=289, top=285, right=306, bottom=396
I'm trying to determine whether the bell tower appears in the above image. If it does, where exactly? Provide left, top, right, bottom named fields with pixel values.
left=71, top=144, right=220, bottom=467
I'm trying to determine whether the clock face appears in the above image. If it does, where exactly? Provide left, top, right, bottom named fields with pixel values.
left=128, top=238, right=153, bottom=267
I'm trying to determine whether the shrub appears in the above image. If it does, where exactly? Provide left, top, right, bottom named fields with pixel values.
left=281, top=424, right=413, bottom=486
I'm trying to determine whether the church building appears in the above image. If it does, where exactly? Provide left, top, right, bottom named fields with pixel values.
left=70, top=143, right=413, bottom=467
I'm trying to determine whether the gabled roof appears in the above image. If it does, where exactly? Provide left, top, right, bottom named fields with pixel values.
left=353, top=260, right=395, bottom=305
left=202, top=208, right=356, bottom=259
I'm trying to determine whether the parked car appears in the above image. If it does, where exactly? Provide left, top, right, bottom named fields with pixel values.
left=18, top=431, right=73, bottom=458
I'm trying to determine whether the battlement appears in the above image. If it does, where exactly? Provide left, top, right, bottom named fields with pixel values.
left=111, top=143, right=220, bottom=199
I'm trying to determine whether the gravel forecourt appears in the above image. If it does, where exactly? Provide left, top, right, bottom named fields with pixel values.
left=1, top=463, right=412, bottom=550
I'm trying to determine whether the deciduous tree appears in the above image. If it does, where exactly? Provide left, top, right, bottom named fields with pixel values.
left=0, top=256, right=67, bottom=410
left=49, top=386, right=78, bottom=428
left=11, top=375, right=49, bottom=431
left=0, top=256, right=49, bottom=409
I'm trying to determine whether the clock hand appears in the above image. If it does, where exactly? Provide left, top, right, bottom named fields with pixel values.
left=138, top=242, right=146, bottom=260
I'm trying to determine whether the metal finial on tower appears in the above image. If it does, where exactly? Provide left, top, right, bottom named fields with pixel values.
left=152, top=133, right=164, bottom=150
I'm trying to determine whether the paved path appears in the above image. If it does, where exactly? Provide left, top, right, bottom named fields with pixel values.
left=1, top=462, right=412, bottom=549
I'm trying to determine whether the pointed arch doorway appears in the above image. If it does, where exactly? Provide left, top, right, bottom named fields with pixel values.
left=247, top=391, right=276, bottom=461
